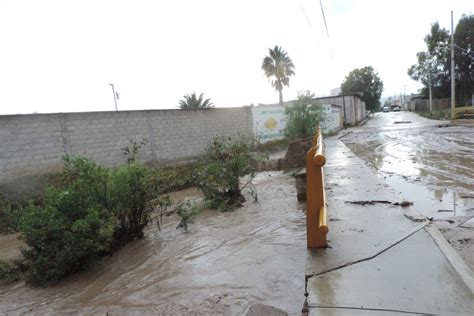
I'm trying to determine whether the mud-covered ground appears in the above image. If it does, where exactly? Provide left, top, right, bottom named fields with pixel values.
left=0, top=172, right=306, bottom=315
left=342, top=111, right=474, bottom=269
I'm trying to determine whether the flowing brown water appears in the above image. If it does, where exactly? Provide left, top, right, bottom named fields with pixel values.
left=343, top=112, right=474, bottom=218
left=0, top=172, right=306, bottom=315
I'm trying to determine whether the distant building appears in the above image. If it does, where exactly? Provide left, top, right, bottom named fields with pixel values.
left=253, top=93, right=367, bottom=142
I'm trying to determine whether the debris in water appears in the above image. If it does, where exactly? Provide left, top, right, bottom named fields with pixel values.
left=393, top=121, right=412, bottom=124
left=338, top=131, right=353, bottom=139
left=329, top=218, right=341, bottom=221
left=403, top=214, right=426, bottom=222
left=433, top=219, right=455, bottom=224
left=460, top=195, right=474, bottom=199
left=437, top=209, right=454, bottom=213
left=345, top=200, right=413, bottom=207
left=457, top=238, right=472, bottom=245
left=393, top=201, right=413, bottom=207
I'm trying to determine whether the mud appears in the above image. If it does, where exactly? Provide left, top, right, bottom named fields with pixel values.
left=0, top=233, right=23, bottom=262
left=0, top=172, right=306, bottom=315
left=341, top=111, right=474, bottom=270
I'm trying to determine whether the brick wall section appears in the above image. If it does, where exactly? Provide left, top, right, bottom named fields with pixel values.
left=0, top=107, right=253, bottom=187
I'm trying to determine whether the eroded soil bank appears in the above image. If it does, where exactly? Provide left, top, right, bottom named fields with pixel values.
left=0, top=172, right=306, bottom=315
left=342, top=112, right=474, bottom=269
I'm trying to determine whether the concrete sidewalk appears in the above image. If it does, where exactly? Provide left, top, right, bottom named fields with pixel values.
left=304, top=138, right=474, bottom=315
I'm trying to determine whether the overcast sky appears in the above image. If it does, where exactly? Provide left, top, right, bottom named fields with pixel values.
left=0, top=0, right=472, bottom=114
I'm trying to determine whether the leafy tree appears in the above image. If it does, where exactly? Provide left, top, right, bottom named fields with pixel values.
left=454, top=14, right=474, bottom=105
left=341, top=66, right=384, bottom=112
left=408, top=22, right=451, bottom=99
left=262, top=45, right=295, bottom=105
left=178, top=92, right=214, bottom=110
left=284, top=90, right=325, bottom=140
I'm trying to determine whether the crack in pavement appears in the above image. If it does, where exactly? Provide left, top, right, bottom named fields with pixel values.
left=304, top=304, right=436, bottom=315
left=305, top=222, right=430, bottom=290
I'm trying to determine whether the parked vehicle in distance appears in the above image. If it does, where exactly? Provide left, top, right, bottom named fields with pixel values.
left=383, top=106, right=390, bottom=112
left=393, top=106, right=401, bottom=112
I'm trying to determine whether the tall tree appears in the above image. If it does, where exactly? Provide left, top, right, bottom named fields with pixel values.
left=408, top=22, right=450, bottom=99
left=178, top=92, right=214, bottom=110
left=454, top=14, right=474, bottom=106
left=262, top=46, right=295, bottom=105
left=341, top=66, right=384, bottom=112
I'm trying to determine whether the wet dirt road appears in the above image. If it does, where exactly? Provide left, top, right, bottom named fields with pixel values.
left=341, top=111, right=474, bottom=268
left=0, top=172, right=306, bottom=315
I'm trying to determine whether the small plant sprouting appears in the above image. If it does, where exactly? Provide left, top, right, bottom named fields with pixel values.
left=175, top=201, right=204, bottom=232
left=121, top=138, right=148, bottom=164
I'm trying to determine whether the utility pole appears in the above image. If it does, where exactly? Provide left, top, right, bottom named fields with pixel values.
left=109, top=83, right=118, bottom=112
left=450, top=10, right=455, bottom=119
left=428, top=71, right=433, bottom=113
left=341, top=93, right=347, bottom=129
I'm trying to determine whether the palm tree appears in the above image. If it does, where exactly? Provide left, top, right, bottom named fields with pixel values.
left=178, top=92, right=214, bottom=110
left=262, top=46, right=295, bottom=105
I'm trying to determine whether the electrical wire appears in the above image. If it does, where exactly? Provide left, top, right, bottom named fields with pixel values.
left=319, top=0, right=334, bottom=60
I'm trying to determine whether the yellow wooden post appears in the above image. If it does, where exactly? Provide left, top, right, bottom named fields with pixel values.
left=306, top=127, right=328, bottom=248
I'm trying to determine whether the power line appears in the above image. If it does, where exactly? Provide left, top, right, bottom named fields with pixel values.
left=319, top=0, right=334, bottom=60
left=299, top=2, right=312, bottom=28
left=319, top=0, right=330, bottom=40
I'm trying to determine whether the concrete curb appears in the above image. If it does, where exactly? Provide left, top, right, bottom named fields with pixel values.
left=425, top=224, right=474, bottom=294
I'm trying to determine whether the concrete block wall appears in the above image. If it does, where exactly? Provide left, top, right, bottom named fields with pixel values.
left=0, top=107, right=253, bottom=192
left=0, top=114, right=66, bottom=180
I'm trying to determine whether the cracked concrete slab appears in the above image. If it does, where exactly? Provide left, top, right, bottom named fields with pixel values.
left=306, top=228, right=474, bottom=315
left=306, top=139, right=425, bottom=277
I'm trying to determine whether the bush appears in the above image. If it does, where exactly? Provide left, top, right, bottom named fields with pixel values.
left=18, top=157, right=115, bottom=285
left=0, top=195, right=21, bottom=234
left=284, top=90, right=326, bottom=140
left=154, top=163, right=199, bottom=193
left=197, top=136, right=263, bottom=211
left=14, top=156, right=169, bottom=285
left=20, top=189, right=115, bottom=285
left=108, top=163, right=162, bottom=247
left=175, top=200, right=204, bottom=232
left=0, top=260, right=19, bottom=284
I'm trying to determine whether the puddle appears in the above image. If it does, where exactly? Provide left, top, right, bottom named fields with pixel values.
left=0, top=171, right=306, bottom=315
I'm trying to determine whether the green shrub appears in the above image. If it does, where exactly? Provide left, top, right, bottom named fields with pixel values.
left=284, top=90, right=326, bottom=140
left=154, top=163, right=199, bottom=193
left=11, top=156, right=172, bottom=285
left=197, top=136, right=263, bottom=211
left=108, top=163, right=163, bottom=247
left=0, top=195, right=20, bottom=234
left=0, top=260, right=19, bottom=284
left=20, top=189, right=115, bottom=285
left=18, top=157, right=115, bottom=285
left=175, top=200, right=204, bottom=232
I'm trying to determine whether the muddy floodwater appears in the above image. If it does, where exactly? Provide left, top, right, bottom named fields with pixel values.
left=343, top=112, right=474, bottom=219
left=0, top=172, right=306, bottom=315
left=342, top=112, right=474, bottom=269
